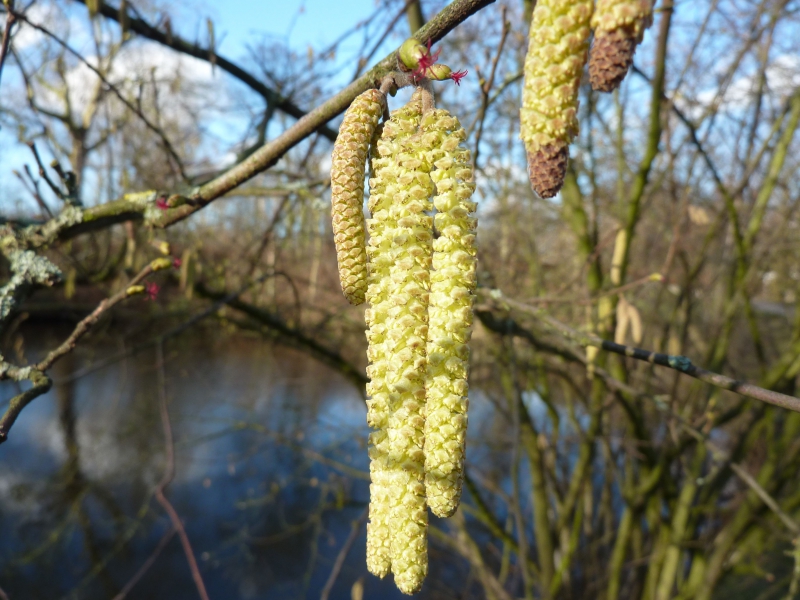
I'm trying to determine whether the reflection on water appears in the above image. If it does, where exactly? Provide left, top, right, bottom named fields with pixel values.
left=0, top=329, right=503, bottom=599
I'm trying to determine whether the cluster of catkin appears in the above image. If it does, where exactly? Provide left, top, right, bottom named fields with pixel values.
left=522, top=0, right=653, bottom=198
left=330, top=87, right=477, bottom=594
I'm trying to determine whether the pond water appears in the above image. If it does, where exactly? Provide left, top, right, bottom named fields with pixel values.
left=0, top=327, right=509, bottom=600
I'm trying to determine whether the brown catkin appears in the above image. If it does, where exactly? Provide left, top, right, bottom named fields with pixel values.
left=527, top=143, right=569, bottom=200
left=589, top=0, right=653, bottom=92
left=330, top=89, right=385, bottom=304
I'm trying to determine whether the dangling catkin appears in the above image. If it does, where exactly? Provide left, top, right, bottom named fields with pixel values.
left=589, top=0, right=652, bottom=92
left=520, top=0, right=593, bottom=198
left=330, top=89, right=385, bottom=304
left=419, top=108, right=477, bottom=518
left=365, top=90, right=432, bottom=594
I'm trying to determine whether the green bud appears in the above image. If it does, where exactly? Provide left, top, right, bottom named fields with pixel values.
left=426, top=64, right=452, bottom=81
left=398, top=38, right=427, bottom=71
left=150, top=257, right=173, bottom=272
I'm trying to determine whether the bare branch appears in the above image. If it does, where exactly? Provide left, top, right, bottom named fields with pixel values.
left=35, top=260, right=163, bottom=372
left=0, top=0, right=16, bottom=89
left=26, top=142, right=67, bottom=202
left=72, top=0, right=338, bottom=141
left=15, top=11, right=191, bottom=182
left=483, top=289, right=800, bottom=414
left=111, top=526, right=176, bottom=600
left=319, top=508, right=368, bottom=600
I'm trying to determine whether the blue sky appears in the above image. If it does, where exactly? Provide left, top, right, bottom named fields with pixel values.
left=198, top=0, right=382, bottom=60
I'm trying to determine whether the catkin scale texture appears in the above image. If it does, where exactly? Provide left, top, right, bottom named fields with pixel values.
left=520, top=0, right=593, bottom=198
left=589, top=0, right=653, bottom=92
left=419, top=109, right=477, bottom=518
left=330, top=89, right=385, bottom=305
left=365, top=92, right=431, bottom=594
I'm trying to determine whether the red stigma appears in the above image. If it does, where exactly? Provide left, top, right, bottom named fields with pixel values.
left=450, top=69, right=468, bottom=86
left=145, top=281, right=160, bottom=300
left=412, top=39, right=441, bottom=81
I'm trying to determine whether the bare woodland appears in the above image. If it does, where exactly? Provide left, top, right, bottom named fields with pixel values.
left=0, top=0, right=800, bottom=598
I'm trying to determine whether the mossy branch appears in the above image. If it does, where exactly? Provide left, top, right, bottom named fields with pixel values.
left=483, top=288, right=800, bottom=415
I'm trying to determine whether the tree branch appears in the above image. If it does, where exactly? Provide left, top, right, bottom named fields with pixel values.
left=0, top=0, right=16, bottom=89
left=483, top=289, right=800, bottom=414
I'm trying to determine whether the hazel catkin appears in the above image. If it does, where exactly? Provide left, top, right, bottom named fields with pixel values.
left=419, top=108, right=477, bottom=518
left=330, top=88, right=385, bottom=304
left=365, top=90, right=432, bottom=594
left=520, top=0, right=593, bottom=198
left=589, top=0, right=653, bottom=92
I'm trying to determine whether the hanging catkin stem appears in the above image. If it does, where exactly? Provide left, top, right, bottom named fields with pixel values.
left=365, top=90, right=432, bottom=594
left=419, top=108, right=477, bottom=518
left=330, top=89, right=385, bottom=304
left=589, top=0, right=653, bottom=92
left=520, top=0, right=593, bottom=198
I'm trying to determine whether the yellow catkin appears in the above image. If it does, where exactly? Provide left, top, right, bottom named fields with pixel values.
left=419, top=109, right=477, bottom=518
left=520, top=0, right=593, bottom=198
left=330, top=89, right=385, bottom=304
left=589, top=0, right=653, bottom=92
left=364, top=91, right=432, bottom=594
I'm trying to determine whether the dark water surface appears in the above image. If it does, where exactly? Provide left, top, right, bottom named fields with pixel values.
left=0, top=329, right=504, bottom=599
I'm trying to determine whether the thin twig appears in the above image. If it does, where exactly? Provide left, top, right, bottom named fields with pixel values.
left=153, top=341, right=210, bottom=600
left=728, top=463, right=800, bottom=535
left=319, top=507, right=368, bottom=600
left=35, top=262, right=158, bottom=372
left=472, top=7, right=509, bottom=167
left=351, top=0, right=416, bottom=81
left=14, top=165, right=54, bottom=218
left=25, top=142, right=65, bottom=201
left=483, top=289, right=800, bottom=414
left=111, top=526, right=177, bottom=600
left=57, top=271, right=277, bottom=385
left=0, top=263, right=164, bottom=443
left=521, top=273, right=662, bottom=306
